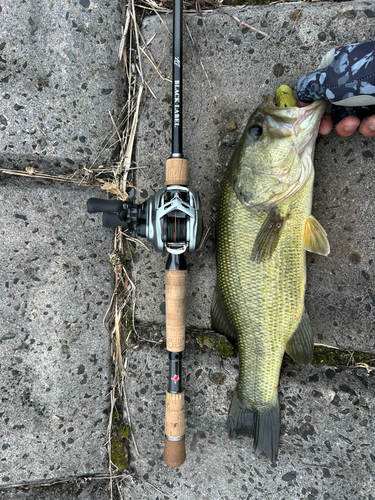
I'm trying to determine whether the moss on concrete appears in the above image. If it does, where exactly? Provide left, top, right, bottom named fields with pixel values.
left=121, top=309, right=135, bottom=346
left=111, top=437, right=129, bottom=471
left=313, top=346, right=375, bottom=368
left=111, top=409, right=131, bottom=471
left=121, top=238, right=135, bottom=264
left=283, top=345, right=375, bottom=369
left=197, top=333, right=234, bottom=358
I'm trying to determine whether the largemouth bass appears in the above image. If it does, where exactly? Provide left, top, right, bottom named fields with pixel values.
left=211, top=96, right=330, bottom=461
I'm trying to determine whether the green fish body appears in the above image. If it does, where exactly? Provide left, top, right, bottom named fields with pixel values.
left=212, top=97, right=330, bottom=461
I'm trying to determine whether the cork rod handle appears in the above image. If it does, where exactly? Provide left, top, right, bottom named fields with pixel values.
left=163, top=391, right=186, bottom=467
left=164, top=268, right=187, bottom=467
left=165, top=158, right=188, bottom=187
left=165, top=269, right=187, bottom=352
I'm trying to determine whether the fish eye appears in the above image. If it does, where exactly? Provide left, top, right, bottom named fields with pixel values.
left=247, top=124, right=263, bottom=139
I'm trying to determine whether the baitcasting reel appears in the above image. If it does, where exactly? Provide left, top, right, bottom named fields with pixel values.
left=87, top=185, right=203, bottom=254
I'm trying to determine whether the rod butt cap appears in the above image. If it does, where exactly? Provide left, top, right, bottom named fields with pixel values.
left=163, top=436, right=186, bottom=467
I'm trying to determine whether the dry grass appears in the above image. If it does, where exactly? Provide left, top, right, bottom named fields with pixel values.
left=100, top=2, right=154, bottom=497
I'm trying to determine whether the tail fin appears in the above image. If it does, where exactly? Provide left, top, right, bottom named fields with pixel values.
left=227, top=389, right=280, bottom=462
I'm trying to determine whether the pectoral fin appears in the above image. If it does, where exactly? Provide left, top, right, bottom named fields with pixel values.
left=211, top=285, right=237, bottom=343
left=303, top=215, right=330, bottom=256
left=285, top=311, right=314, bottom=365
left=251, top=208, right=289, bottom=263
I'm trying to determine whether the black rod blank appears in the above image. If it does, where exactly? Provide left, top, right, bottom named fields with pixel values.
left=172, top=0, right=183, bottom=158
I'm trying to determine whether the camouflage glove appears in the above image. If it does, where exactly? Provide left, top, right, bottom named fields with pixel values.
left=297, top=42, right=375, bottom=126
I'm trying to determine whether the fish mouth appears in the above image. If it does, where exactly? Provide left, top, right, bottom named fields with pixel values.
left=292, top=100, right=326, bottom=150
left=260, top=96, right=326, bottom=148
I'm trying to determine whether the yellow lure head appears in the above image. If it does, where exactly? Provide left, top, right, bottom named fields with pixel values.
left=275, top=85, right=297, bottom=108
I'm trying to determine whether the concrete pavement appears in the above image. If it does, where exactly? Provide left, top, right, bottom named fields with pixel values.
left=1, top=0, right=375, bottom=499
left=124, top=337, right=375, bottom=499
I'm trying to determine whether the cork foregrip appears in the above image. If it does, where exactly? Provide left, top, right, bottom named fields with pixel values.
left=165, top=158, right=188, bottom=186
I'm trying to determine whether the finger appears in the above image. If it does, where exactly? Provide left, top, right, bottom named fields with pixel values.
left=319, top=115, right=333, bottom=135
left=299, top=101, right=332, bottom=134
left=335, top=116, right=361, bottom=137
left=358, top=115, right=375, bottom=137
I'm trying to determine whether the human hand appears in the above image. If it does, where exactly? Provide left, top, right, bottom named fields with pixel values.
left=299, top=103, right=375, bottom=137
left=297, top=42, right=375, bottom=137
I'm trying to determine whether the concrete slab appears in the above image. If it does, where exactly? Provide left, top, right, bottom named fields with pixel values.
left=122, top=338, right=375, bottom=500
left=0, top=178, right=112, bottom=487
left=1, top=1, right=375, bottom=498
left=133, top=0, right=375, bottom=353
left=0, top=0, right=123, bottom=173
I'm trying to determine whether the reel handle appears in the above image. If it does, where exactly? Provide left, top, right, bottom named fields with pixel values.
left=87, top=198, right=124, bottom=213
left=102, top=212, right=127, bottom=228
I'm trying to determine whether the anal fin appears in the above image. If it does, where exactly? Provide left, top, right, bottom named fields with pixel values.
left=211, top=285, right=237, bottom=343
left=285, top=311, right=314, bottom=365
left=303, top=215, right=330, bottom=256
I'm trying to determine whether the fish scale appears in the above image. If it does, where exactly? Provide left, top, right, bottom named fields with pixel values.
left=217, top=174, right=310, bottom=407
left=212, top=96, right=329, bottom=461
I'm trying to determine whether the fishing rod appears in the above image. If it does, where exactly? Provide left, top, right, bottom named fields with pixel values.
left=87, top=0, right=202, bottom=468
